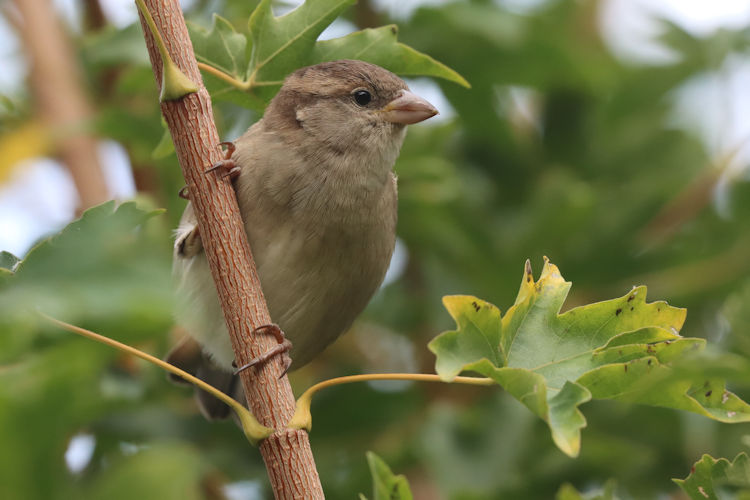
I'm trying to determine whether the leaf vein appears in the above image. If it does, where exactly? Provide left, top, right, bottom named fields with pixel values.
left=253, top=0, right=351, bottom=79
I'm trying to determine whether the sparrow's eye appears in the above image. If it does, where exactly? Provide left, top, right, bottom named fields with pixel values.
left=353, top=89, right=372, bottom=106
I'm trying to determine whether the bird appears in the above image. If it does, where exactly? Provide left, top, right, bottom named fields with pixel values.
left=167, top=59, right=438, bottom=419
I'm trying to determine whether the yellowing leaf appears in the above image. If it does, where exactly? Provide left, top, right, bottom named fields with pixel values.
left=0, top=121, right=52, bottom=184
left=429, top=258, right=750, bottom=457
left=674, top=453, right=750, bottom=500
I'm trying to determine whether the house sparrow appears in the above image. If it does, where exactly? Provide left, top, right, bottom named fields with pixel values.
left=168, top=60, right=438, bottom=419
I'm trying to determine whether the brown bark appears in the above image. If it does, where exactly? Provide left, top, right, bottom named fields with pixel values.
left=136, top=1, right=323, bottom=498
left=12, top=0, right=109, bottom=212
left=354, top=0, right=381, bottom=29
left=83, top=0, right=107, bottom=32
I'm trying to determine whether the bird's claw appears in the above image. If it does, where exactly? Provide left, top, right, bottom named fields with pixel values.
left=206, top=142, right=240, bottom=180
left=205, top=159, right=240, bottom=180
left=234, top=324, right=292, bottom=378
left=218, top=141, right=235, bottom=160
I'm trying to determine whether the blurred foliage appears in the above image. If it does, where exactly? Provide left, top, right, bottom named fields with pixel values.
left=360, top=451, right=413, bottom=500
left=674, top=452, right=750, bottom=500
left=556, top=479, right=618, bottom=500
left=1, top=0, right=750, bottom=499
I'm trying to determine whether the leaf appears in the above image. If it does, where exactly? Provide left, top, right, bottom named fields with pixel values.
left=0, top=251, right=20, bottom=272
left=81, top=23, right=152, bottom=67
left=310, top=25, right=469, bottom=87
left=242, top=0, right=354, bottom=105
left=0, top=251, right=20, bottom=286
left=151, top=127, right=175, bottom=159
left=247, top=0, right=356, bottom=88
left=189, top=0, right=468, bottom=109
left=188, top=14, right=247, bottom=81
left=361, top=451, right=413, bottom=500
left=556, top=479, right=618, bottom=500
left=0, top=201, right=170, bottom=339
left=429, top=258, right=750, bottom=457
left=674, top=453, right=750, bottom=500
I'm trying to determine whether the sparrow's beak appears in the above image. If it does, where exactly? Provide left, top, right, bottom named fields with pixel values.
left=381, top=90, right=438, bottom=125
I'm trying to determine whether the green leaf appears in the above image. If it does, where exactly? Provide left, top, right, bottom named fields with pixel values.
left=556, top=479, right=618, bottom=500
left=429, top=258, right=750, bottom=457
left=310, top=25, right=469, bottom=88
left=0, top=251, right=19, bottom=286
left=0, top=251, right=20, bottom=278
left=674, top=453, right=750, bottom=500
left=189, top=0, right=468, bottom=109
left=361, top=451, right=413, bottom=500
left=152, top=127, right=174, bottom=159
left=188, top=14, right=247, bottom=81
left=247, top=0, right=356, bottom=88
left=81, top=23, right=152, bottom=67
left=0, top=201, right=170, bottom=338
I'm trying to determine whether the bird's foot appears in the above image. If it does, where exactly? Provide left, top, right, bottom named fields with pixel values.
left=206, top=141, right=240, bottom=180
left=206, top=159, right=240, bottom=180
left=234, top=324, right=292, bottom=378
left=219, top=141, right=235, bottom=160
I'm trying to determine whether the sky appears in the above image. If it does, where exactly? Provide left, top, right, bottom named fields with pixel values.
left=1, top=0, right=750, bottom=256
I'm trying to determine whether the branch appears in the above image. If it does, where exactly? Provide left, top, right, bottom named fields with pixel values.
left=135, top=1, right=323, bottom=497
left=11, top=0, right=109, bottom=212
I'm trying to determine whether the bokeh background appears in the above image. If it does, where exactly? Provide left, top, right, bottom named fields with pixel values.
left=2, top=0, right=750, bottom=498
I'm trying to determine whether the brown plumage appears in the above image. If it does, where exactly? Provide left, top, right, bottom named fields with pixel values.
left=169, top=60, right=437, bottom=419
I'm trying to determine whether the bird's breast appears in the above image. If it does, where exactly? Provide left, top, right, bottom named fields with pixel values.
left=235, top=153, right=398, bottom=365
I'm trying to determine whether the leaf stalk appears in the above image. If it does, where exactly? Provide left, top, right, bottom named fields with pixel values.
left=288, top=373, right=494, bottom=431
left=38, top=312, right=273, bottom=445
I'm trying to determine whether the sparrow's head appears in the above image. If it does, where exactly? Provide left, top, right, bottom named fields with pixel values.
left=264, top=60, right=438, bottom=158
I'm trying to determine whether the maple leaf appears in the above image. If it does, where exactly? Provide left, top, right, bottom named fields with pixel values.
left=430, top=258, right=750, bottom=457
